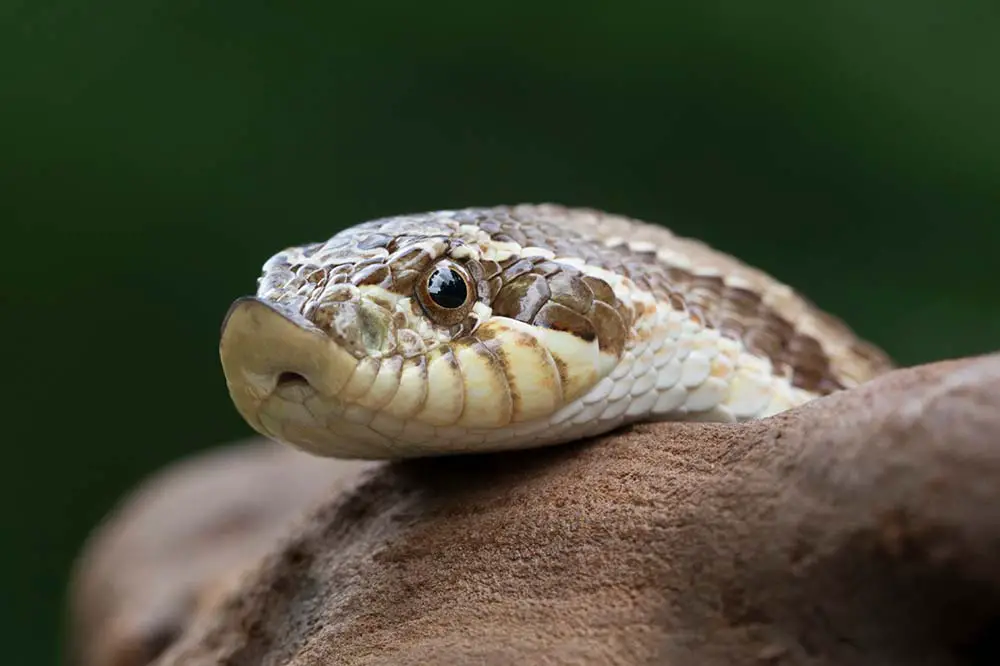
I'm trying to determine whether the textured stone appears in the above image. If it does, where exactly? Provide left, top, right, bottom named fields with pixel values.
left=68, top=354, right=1000, bottom=666
left=66, top=442, right=374, bottom=666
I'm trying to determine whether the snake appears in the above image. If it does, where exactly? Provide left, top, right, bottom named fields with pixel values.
left=219, top=204, right=894, bottom=459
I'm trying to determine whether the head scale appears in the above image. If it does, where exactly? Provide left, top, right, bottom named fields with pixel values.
left=219, top=208, right=635, bottom=458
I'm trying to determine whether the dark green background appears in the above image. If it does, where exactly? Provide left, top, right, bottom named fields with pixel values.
left=3, top=2, right=998, bottom=663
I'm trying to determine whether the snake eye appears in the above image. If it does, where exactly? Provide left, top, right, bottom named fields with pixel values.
left=416, top=260, right=475, bottom=325
left=427, top=267, right=467, bottom=308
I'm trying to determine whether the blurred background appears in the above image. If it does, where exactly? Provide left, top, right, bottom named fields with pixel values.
left=2, top=1, right=999, bottom=663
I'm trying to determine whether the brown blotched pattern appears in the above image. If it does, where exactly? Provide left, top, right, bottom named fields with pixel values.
left=258, top=204, right=893, bottom=394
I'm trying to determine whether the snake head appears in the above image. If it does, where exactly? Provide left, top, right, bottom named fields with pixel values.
left=219, top=209, right=642, bottom=459
left=222, top=206, right=893, bottom=459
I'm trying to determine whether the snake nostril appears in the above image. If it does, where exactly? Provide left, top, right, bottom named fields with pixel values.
left=276, top=371, right=311, bottom=389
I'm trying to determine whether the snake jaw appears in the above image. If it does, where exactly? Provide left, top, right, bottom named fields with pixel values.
left=218, top=291, right=614, bottom=459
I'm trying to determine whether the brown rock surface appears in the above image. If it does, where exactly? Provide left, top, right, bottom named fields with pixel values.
left=69, top=354, right=1000, bottom=666
left=67, top=442, right=375, bottom=666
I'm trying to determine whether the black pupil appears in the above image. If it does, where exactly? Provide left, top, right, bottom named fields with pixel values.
left=427, top=267, right=468, bottom=309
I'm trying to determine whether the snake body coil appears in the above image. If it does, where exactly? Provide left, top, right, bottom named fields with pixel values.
left=220, top=204, right=893, bottom=459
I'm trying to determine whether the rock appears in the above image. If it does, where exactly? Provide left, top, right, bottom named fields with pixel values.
left=68, top=354, right=1000, bottom=666
left=66, top=441, right=375, bottom=666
